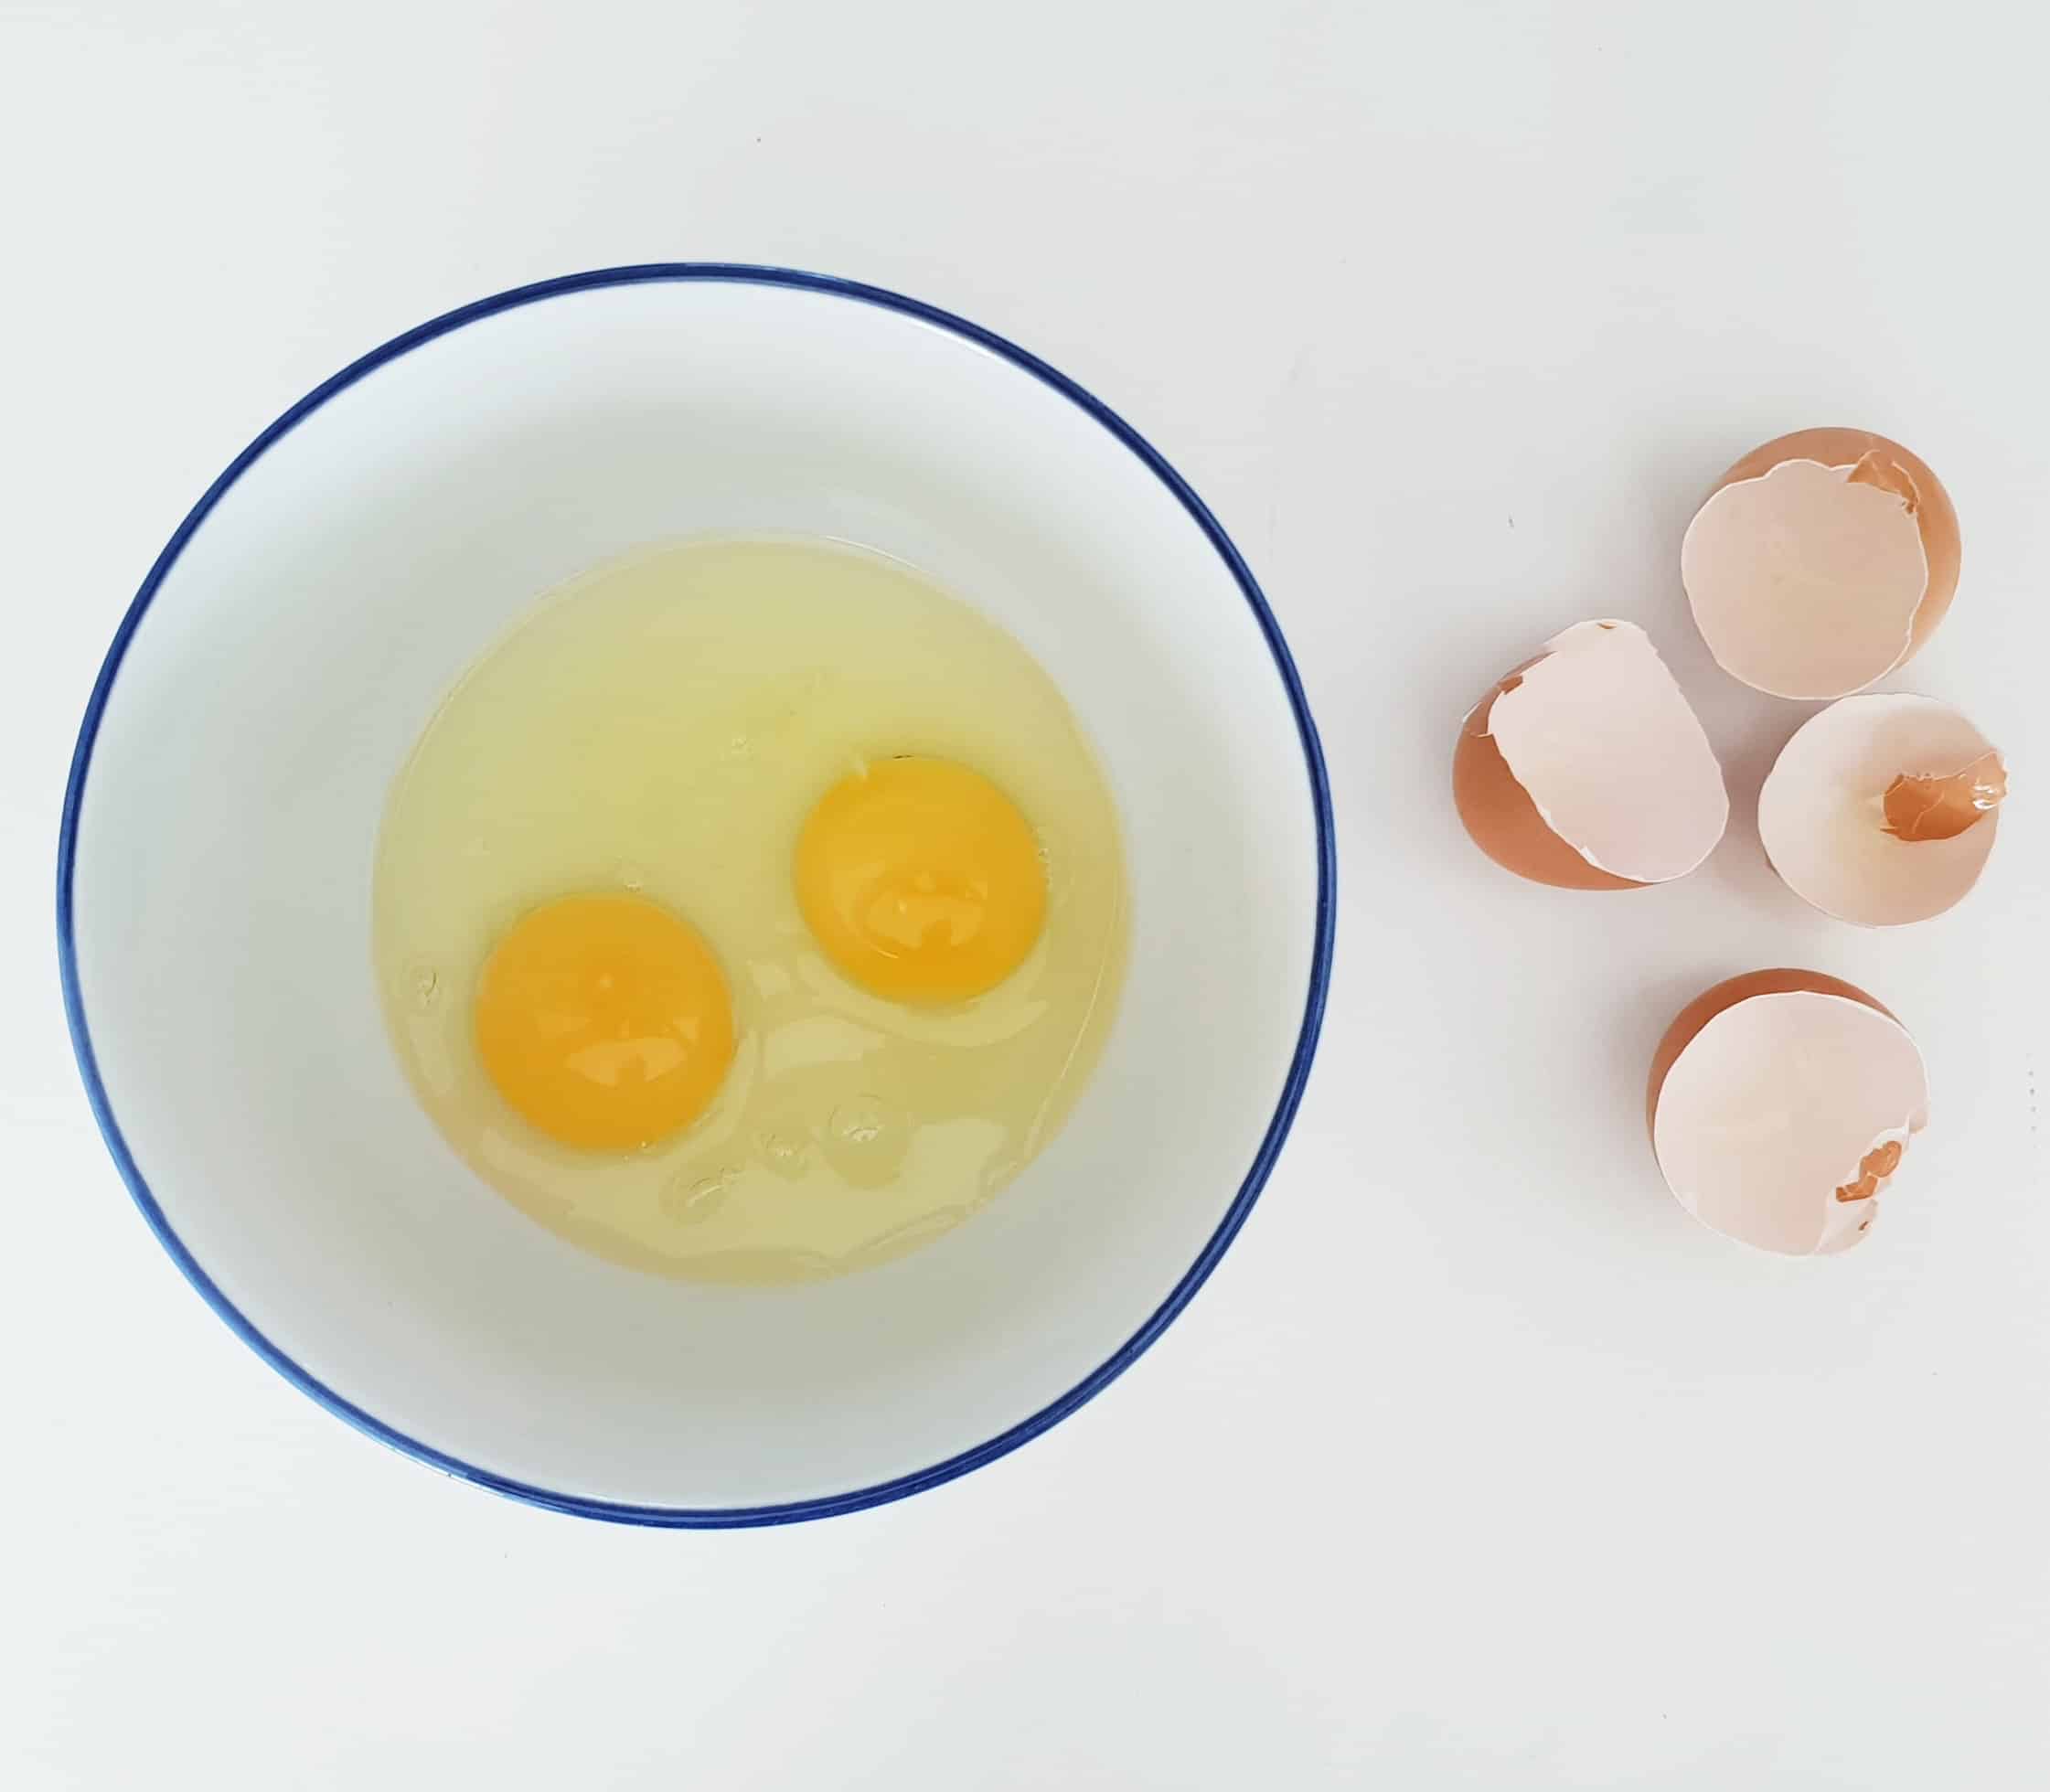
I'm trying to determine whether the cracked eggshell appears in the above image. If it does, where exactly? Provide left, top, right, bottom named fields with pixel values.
left=1648, top=971, right=1929, bottom=1257
left=1681, top=428, right=1960, bottom=699
left=1760, top=693, right=2005, bottom=926
left=1453, top=620, right=1728, bottom=890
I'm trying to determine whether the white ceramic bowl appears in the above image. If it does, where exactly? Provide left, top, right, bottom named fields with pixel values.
left=59, top=267, right=1334, bottom=1524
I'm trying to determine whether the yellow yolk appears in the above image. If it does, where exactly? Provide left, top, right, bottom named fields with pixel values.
left=795, top=755, right=1047, bottom=1003
left=474, top=892, right=735, bottom=1150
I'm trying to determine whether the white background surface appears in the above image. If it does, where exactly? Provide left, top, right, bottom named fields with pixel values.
left=3, top=2, right=2045, bottom=1785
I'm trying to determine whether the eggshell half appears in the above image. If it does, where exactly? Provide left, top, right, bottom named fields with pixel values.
left=1648, top=970, right=1929, bottom=1257
left=1758, top=693, right=2004, bottom=926
left=1681, top=428, right=1960, bottom=699
left=1454, top=620, right=1728, bottom=889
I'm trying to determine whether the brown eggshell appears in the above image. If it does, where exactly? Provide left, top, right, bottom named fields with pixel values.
left=1453, top=621, right=1728, bottom=891
left=1454, top=667, right=1642, bottom=891
left=1757, top=692, right=2006, bottom=927
left=1713, top=428, right=1960, bottom=656
left=1646, top=970, right=1927, bottom=1256
left=1682, top=428, right=1961, bottom=699
left=1644, top=968, right=1897, bottom=1139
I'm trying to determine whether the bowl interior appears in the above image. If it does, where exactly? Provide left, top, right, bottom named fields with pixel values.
left=67, top=272, right=1326, bottom=1514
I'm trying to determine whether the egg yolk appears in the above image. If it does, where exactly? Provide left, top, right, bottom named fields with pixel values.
left=474, top=892, right=735, bottom=1151
left=795, top=755, right=1046, bottom=1004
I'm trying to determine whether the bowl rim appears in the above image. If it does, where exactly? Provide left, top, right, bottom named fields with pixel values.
left=55, top=263, right=1338, bottom=1527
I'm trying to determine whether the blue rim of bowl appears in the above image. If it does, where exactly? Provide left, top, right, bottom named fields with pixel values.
left=56, top=263, right=1337, bottom=1527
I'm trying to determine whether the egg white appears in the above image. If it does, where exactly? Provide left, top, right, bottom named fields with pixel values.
left=373, top=536, right=1128, bottom=1283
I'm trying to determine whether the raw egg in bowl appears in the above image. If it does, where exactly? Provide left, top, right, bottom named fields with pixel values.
left=58, top=267, right=1334, bottom=1523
